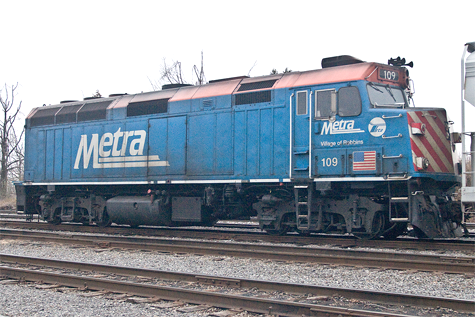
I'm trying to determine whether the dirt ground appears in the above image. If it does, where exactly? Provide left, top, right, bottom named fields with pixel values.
left=0, top=195, right=16, bottom=210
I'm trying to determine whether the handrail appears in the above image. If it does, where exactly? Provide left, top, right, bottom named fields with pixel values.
left=382, top=114, right=403, bottom=119
left=289, top=93, right=294, bottom=179
left=383, top=154, right=403, bottom=159
left=385, top=172, right=409, bottom=179
left=382, top=133, right=402, bottom=139
left=309, top=91, right=313, bottom=179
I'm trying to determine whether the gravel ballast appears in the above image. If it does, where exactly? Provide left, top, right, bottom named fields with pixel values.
left=0, top=237, right=474, bottom=316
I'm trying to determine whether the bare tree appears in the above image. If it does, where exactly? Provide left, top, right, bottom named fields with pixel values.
left=192, top=51, right=206, bottom=85
left=160, top=59, right=186, bottom=85
left=149, top=51, right=207, bottom=90
left=92, top=90, right=102, bottom=98
left=270, top=68, right=292, bottom=75
left=148, top=59, right=185, bottom=91
left=0, top=83, right=24, bottom=198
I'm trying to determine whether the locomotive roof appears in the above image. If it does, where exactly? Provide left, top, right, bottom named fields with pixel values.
left=27, top=61, right=406, bottom=121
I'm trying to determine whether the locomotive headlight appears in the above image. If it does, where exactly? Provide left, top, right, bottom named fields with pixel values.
left=415, top=157, right=430, bottom=170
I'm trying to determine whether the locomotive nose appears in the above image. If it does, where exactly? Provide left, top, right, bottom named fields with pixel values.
left=407, top=109, right=455, bottom=174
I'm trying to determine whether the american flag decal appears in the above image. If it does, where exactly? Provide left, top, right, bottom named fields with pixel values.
left=353, top=151, right=376, bottom=171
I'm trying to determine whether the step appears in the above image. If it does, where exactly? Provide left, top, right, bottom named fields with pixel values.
left=293, top=167, right=309, bottom=171
left=390, top=217, right=409, bottom=222
left=390, top=197, right=408, bottom=202
left=293, top=150, right=309, bottom=155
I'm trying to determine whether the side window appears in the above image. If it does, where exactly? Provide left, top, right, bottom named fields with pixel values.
left=315, top=89, right=336, bottom=118
left=338, top=86, right=361, bottom=117
left=296, top=91, right=308, bottom=115
left=127, top=99, right=168, bottom=117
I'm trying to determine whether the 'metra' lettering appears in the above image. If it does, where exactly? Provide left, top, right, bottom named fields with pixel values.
left=320, top=120, right=364, bottom=135
left=74, top=128, right=146, bottom=169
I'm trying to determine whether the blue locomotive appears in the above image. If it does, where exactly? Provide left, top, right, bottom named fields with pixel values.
left=15, top=55, right=464, bottom=239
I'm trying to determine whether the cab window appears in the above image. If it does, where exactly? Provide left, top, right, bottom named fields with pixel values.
left=314, top=87, right=361, bottom=118
left=367, top=83, right=406, bottom=108
left=315, top=89, right=336, bottom=117
left=296, top=91, right=308, bottom=115
left=338, top=86, right=361, bottom=117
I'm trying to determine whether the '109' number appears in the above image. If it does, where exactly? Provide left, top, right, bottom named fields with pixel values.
left=321, top=157, right=338, bottom=167
left=379, top=69, right=399, bottom=81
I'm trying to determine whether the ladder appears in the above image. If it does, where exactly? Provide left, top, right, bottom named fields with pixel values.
left=388, top=182, right=410, bottom=223
left=295, top=183, right=314, bottom=230
left=389, top=196, right=410, bottom=222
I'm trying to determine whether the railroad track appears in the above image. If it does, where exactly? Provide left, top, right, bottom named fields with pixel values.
left=1, top=218, right=474, bottom=253
left=1, top=228, right=474, bottom=275
left=1, top=254, right=473, bottom=315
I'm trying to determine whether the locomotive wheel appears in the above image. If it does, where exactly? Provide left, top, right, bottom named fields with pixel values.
left=368, top=211, right=385, bottom=239
left=265, top=214, right=291, bottom=236
left=353, top=211, right=385, bottom=240
left=96, top=210, right=112, bottom=227
left=48, top=218, right=61, bottom=225
left=412, top=226, right=428, bottom=239
left=382, top=222, right=407, bottom=239
left=47, top=215, right=61, bottom=225
left=46, top=208, right=61, bottom=225
left=296, top=229, right=311, bottom=236
left=266, top=226, right=290, bottom=236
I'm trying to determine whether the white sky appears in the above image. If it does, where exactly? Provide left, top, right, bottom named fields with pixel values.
left=1, top=0, right=474, bottom=135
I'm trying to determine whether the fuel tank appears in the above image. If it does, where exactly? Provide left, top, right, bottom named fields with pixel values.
left=106, top=196, right=170, bottom=227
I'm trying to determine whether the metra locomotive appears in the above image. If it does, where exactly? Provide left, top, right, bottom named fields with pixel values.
left=15, top=55, right=464, bottom=239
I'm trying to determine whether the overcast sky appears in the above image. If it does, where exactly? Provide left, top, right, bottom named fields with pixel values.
left=1, top=0, right=474, bottom=133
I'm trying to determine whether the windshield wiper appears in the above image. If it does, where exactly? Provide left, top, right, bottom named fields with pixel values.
left=385, top=85, right=396, bottom=102
left=369, top=82, right=384, bottom=93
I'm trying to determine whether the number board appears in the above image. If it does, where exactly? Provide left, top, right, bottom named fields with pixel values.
left=316, top=149, right=344, bottom=176
left=378, top=68, right=399, bottom=82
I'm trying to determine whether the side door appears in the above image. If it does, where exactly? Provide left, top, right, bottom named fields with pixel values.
left=312, top=88, right=346, bottom=177
left=148, top=116, right=186, bottom=177
left=290, top=89, right=312, bottom=179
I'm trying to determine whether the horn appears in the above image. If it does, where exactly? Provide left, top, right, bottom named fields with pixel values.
left=388, top=57, right=413, bottom=68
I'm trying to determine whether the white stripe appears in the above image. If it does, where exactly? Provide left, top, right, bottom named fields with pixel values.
left=27, top=176, right=405, bottom=186
left=313, top=176, right=409, bottom=182
left=99, top=155, right=160, bottom=162
left=94, top=161, right=170, bottom=168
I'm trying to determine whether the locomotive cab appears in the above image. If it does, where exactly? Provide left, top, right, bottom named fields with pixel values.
left=262, top=56, right=463, bottom=239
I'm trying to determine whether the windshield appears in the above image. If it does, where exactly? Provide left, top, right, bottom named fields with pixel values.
left=367, top=83, right=407, bottom=108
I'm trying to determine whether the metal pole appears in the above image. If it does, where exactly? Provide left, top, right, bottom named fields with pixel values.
left=462, top=45, right=468, bottom=187
left=471, top=133, right=475, bottom=187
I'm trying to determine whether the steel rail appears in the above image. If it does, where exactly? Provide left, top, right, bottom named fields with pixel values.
left=1, top=219, right=473, bottom=252
left=1, top=255, right=473, bottom=314
left=1, top=230, right=474, bottom=275
left=0, top=266, right=416, bottom=317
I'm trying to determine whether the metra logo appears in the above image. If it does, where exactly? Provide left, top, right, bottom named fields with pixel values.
left=368, top=117, right=386, bottom=137
left=321, top=120, right=364, bottom=135
left=74, top=128, right=169, bottom=169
